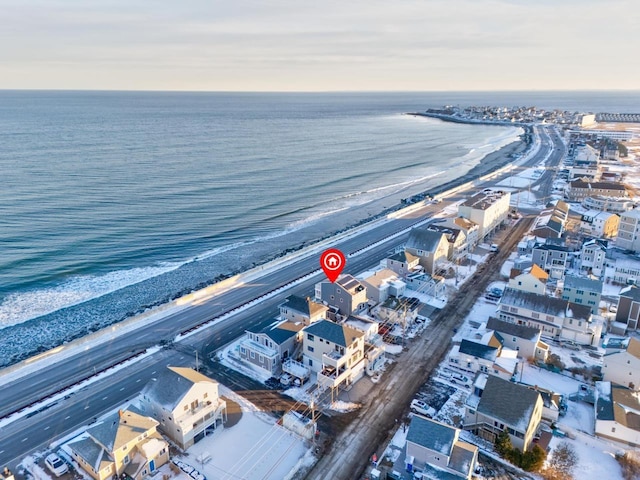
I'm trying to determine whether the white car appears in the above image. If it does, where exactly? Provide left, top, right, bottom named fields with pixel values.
left=45, top=453, right=69, bottom=477
left=410, top=399, right=436, bottom=418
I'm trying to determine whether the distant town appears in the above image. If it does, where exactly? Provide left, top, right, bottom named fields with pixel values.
left=3, top=106, right=640, bottom=480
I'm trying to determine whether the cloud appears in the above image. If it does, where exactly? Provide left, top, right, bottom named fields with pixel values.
left=0, top=0, right=637, bottom=90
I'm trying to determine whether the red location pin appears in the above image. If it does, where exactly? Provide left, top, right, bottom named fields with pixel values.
left=320, top=248, right=346, bottom=283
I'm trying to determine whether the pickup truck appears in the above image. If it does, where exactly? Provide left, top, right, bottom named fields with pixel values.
left=410, top=399, right=436, bottom=418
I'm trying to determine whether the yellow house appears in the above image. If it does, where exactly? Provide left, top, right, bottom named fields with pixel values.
left=67, top=409, right=169, bottom=480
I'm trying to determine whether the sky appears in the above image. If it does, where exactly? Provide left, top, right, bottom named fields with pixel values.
left=0, top=0, right=638, bottom=91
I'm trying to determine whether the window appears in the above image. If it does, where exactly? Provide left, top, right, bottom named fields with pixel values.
left=240, top=346, right=246, bottom=355
left=307, top=334, right=314, bottom=341
left=308, top=359, right=313, bottom=366
left=124, top=455, right=130, bottom=464
left=250, top=351, right=255, bottom=359
left=204, top=393, right=208, bottom=399
left=259, top=354, right=264, bottom=363
left=307, top=346, right=314, bottom=352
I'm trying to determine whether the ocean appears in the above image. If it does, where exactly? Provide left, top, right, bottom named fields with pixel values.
left=0, top=90, right=638, bottom=366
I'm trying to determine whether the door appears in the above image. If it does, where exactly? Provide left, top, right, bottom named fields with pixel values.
left=149, top=460, right=155, bottom=472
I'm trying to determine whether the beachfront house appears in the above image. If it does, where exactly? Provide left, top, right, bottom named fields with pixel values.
left=457, top=189, right=510, bottom=240
left=531, top=201, right=569, bottom=239
left=464, top=375, right=543, bottom=452
left=405, top=415, right=478, bottom=479
left=279, top=295, right=328, bottom=325
left=603, top=337, right=640, bottom=389
left=440, top=216, right=480, bottom=252
left=66, top=409, right=169, bottom=480
left=497, top=287, right=603, bottom=346
left=405, top=228, right=449, bottom=275
left=316, top=274, right=368, bottom=317
left=582, top=195, right=634, bottom=214
left=595, top=381, right=640, bottom=447
left=427, top=224, right=468, bottom=262
left=239, top=320, right=304, bottom=376
left=139, top=367, right=227, bottom=450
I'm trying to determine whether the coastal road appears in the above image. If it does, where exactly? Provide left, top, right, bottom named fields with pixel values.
left=0, top=124, right=564, bottom=468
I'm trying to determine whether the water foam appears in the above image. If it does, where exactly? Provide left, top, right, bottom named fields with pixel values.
left=0, top=263, right=182, bottom=328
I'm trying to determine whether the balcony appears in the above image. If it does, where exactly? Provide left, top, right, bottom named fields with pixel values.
left=322, top=350, right=346, bottom=369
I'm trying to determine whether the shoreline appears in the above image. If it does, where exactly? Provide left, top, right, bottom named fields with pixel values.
left=409, top=110, right=530, bottom=127
left=0, top=123, right=530, bottom=368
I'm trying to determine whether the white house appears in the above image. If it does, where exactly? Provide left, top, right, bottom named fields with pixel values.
left=579, top=238, right=607, bottom=278
left=603, top=337, right=640, bottom=389
left=595, top=381, right=640, bottom=447
left=301, top=320, right=366, bottom=392
left=616, top=208, right=640, bottom=252
left=486, top=317, right=549, bottom=362
left=358, top=268, right=405, bottom=304
left=508, top=264, right=548, bottom=295
left=140, top=367, right=227, bottom=450
left=457, top=189, right=510, bottom=240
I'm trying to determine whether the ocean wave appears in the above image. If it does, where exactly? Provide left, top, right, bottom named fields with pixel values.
left=0, top=263, right=182, bottom=329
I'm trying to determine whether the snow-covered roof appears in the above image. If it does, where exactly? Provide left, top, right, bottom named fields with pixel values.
left=500, top=287, right=591, bottom=321
left=486, top=317, right=540, bottom=342
left=563, top=274, right=603, bottom=294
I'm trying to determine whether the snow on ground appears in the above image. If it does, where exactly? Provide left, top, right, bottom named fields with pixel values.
left=560, top=400, right=595, bottom=435
left=181, top=397, right=311, bottom=480
left=500, top=253, right=516, bottom=278
left=519, top=362, right=584, bottom=396
left=547, top=434, right=623, bottom=480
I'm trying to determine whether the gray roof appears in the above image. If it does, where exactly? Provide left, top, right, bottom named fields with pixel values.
left=477, top=376, right=541, bottom=431
left=500, top=288, right=592, bottom=321
left=280, top=295, right=327, bottom=317
left=449, top=443, right=477, bottom=477
left=620, top=285, right=640, bottom=302
left=406, top=228, right=447, bottom=253
left=487, top=317, right=540, bottom=342
left=533, top=243, right=569, bottom=253
left=595, top=381, right=614, bottom=421
left=142, top=367, right=215, bottom=411
left=303, top=320, right=363, bottom=347
left=248, top=322, right=299, bottom=345
left=406, top=415, right=456, bottom=456
left=67, top=436, right=112, bottom=473
left=459, top=339, right=498, bottom=361
left=571, top=180, right=627, bottom=190
left=563, top=275, right=603, bottom=294
left=427, top=224, right=463, bottom=242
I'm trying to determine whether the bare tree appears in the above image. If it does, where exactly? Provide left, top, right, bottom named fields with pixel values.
left=542, top=442, right=578, bottom=480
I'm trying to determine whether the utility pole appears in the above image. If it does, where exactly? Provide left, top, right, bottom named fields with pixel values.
left=195, top=350, right=199, bottom=372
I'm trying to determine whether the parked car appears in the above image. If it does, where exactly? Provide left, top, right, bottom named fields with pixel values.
left=280, top=373, right=292, bottom=386
left=45, top=453, right=69, bottom=477
left=490, top=244, right=499, bottom=253
left=410, top=399, right=436, bottom=418
left=451, top=374, right=471, bottom=386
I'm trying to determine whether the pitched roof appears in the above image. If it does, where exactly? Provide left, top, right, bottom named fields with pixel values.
left=620, top=285, right=640, bottom=302
left=280, top=295, right=328, bottom=318
left=303, top=320, right=363, bottom=347
left=388, top=250, right=420, bottom=264
left=262, top=322, right=302, bottom=344
left=477, top=376, right=541, bottom=431
left=612, top=386, right=640, bottom=432
left=67, top=435, right=113, bottom=473
left=563, top=275, right=603, bottom=293
left=406, top=228, right=448, bottom=253
left=406, top=415, right=456, bottom=456
left=500, top=288, right=592, bottom=321
left=87, top=410, right=158, bottom=453
left=362, top=268, right=399, bottom=288
left=142, top=367, right=217, bottom=411
left=487, top=317, right=540, bottom=342
left=461, top=190, right=509, bottom=210
left=459, top=339, right=498, bottom=361
left=530, top=264, right=549, bottom=281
